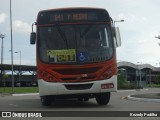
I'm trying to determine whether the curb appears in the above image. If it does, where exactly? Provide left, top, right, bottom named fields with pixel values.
left=117, top=89, right=148, bottom=92
left=127, top=95, right=160, bottom=103
left=12, top=93, right=39, bottom=96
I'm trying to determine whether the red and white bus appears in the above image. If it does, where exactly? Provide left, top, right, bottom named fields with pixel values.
left=30, top=8, right=121, bottom=106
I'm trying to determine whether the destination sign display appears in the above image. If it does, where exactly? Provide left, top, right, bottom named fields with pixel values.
left=50, top=13, right=98, bottom=22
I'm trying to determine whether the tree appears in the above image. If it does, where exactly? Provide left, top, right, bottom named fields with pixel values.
left=156, top=75, right=160, bottom=84
left=118, top=71, right=128, bottom=89
left=3, top=73, right=8, bottom=79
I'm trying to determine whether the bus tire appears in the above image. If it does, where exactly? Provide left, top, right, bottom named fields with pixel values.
left=40, top=96, right=52, bottom=106
left=95, top=92, right=110, bottom=105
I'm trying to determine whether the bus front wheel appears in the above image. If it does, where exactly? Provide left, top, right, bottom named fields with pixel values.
left=40, top=96, right=52, bottom=106
left=95, top=92, right=110, bottom=105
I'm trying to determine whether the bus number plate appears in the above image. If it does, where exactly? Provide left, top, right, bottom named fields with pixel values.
left=57, top=55, right=76, bottom=62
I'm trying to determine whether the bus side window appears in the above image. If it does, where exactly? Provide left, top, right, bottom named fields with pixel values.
left=104, top=28, right=109, bottom=48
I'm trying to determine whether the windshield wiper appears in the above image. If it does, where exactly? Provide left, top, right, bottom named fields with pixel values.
left=55, top=23, right=69, bottom=49
left=80, top=24, right=94, bottom=39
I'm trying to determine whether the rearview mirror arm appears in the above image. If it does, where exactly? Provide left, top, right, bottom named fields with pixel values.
left=32, top=22, right=37, bottom=32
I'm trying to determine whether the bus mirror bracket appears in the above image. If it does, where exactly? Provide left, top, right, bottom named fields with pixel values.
left=114, top=27, right=121, bottom=47
left=30, top=22, right=36, bottom=45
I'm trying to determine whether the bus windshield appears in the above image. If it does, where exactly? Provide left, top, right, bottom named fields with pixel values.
left=38, top=23, right=114, bottom=64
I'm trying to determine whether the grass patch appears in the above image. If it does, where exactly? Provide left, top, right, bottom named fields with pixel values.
left=0, top=87, right=39, bottom=94
left=118, top=83, right=141, bottom=90
left=147, top=84, right=160, bottom=88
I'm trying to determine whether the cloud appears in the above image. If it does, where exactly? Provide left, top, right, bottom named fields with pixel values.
left=13, top=20, right=31, bottom=33
left=117, top=35, right=160, bottom=66
left=0, top=13, right=7, bottom=24
left=117, top=13, right=147, bottom=23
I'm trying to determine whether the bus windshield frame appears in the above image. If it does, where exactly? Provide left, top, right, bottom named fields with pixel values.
left=37, top=22, right=114, bottom=65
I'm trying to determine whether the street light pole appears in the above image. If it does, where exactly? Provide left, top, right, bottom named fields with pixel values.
left=0, top=34, right=5, bottom=65
left=0, top=34, right=5, bottom=86
left=155, top=35, right=160, bottom=39
left=155, top=34, right=160, bottom=46
left=114, top=19, right=125, bottom=26
left=15, top=51, right=21, bottom=86
left=10, top=0, right=14, bottom=93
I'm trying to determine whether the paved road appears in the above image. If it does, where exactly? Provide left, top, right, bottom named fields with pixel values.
left=0, top=88, right=159, bottom=120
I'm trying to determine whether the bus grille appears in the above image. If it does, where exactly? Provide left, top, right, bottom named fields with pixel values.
left=53, top=67, right=101, bottom=75
left=61, top=75, right=96, bottom=81
left=65, top=83, right=93, bottom=90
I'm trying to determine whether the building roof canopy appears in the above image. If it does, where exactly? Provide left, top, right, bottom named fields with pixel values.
left=118, top=61, right=160, bottom=71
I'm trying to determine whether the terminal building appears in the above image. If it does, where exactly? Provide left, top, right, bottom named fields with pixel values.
left=0, top=61, right=160, bottom=87
left=0, top=64, right=37, bottom=87
left=118, top=61, right=160, bottom=87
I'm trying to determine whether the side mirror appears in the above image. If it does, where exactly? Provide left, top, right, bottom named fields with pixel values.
left=113, top=27, right=121, bottom=47
left=30, top=32, right=36, bottom=44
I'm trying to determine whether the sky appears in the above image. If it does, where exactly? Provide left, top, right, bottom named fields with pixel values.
left=0, top=0, right=160, bottom=66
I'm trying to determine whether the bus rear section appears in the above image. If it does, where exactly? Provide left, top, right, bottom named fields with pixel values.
left=30, top=8, right=121, bottom=106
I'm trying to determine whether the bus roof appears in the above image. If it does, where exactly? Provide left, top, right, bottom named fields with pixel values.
left=37, top=7, right=111, bottom=24
left=38, top=7, right=109, bottom=14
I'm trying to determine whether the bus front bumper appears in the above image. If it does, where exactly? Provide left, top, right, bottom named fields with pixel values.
left=38, top=75, right=117, bottom=96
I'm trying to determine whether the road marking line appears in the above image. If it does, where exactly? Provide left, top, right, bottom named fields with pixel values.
left=8, top=104, right=18, bottom=107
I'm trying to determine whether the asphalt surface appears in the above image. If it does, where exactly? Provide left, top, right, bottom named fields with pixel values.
left=0, top=87, right=160, bottom=120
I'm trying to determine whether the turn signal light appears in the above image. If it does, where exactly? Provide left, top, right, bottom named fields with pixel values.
left=38, top=70, right=57, bottom=82
left=101, top=69, right=113, bottom=79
